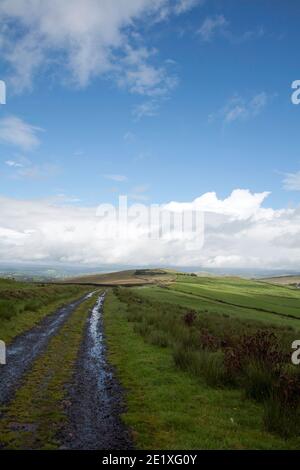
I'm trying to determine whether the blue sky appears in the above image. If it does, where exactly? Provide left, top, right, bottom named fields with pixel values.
left=0, top=0, right=300, bottom=269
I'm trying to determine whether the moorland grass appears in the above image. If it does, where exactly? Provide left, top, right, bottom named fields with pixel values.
left=0, top=279, right=91, bottom=343
left=110, top=285, right=300, bottom=442
left=104, top=290, right=300, bottom=449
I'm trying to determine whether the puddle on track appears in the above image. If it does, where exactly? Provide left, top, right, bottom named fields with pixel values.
left=63, top=293, right=132, bottom=450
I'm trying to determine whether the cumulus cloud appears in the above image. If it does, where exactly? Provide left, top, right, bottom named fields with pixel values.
left=0, top=189, right=299, bottom=269
left=165, top=189, right=274, bottom=220
left=0, top=116, right=42, bottom=150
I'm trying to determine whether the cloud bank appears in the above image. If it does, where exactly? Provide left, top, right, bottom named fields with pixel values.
left=0, top=189, right=299, bottom=269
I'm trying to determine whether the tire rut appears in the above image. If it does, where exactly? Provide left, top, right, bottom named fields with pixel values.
left=0, top=292, right=95, bottom=405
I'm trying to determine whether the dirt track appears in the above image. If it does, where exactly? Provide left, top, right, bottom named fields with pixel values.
left=62, top=293, right=132, bottom=450
left=0, top=291, right=132, bottom=450
left=0, top=292, right=95, bottom=405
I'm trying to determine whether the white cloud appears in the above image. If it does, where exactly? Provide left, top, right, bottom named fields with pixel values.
left=209, top=92, right=270, bottom=124
left=0, top=0, right=197, bottom=96
left=14, top=163, right=60, bottom=180
left=0, top=189, right=299, bottom=269
left=249, top=92, right=268, bottom=115
left=133, top=100, right=159, bottom=119
left=174, top=0, right=203, bottom=15
left=104, top=174, right=128, bottom=182
left=0, top=116, right=43, bottom=150
left=3, top=155, right=58, bottom=180
left=5, top=160, right=24, bottom=168
left=282, top=171, right=300, bottom=191
left=120, top=60, right=178, bottom=97
left=165, top=189, right=273, bottom=220
left=197, top=15, right=264, bottom=44
left=232, top=27, right=264, bottom=44
left=197, top=15, right=228, bottom=42
left=123, top=131, right=136, bottom=142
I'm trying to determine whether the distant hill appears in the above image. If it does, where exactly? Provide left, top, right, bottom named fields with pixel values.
left=262, top=275, right=300, bottom=286
left=64, top=268, right=177, bottom=286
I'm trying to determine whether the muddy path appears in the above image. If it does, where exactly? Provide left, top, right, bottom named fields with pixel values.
left=62, top=293, right=132, bottom=450
left=0, top=292, right=95, bottom=405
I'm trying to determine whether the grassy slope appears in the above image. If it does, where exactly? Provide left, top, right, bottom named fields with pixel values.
left=173, top=276, right=300, bottom=317
left=0, top=292, right=100, bottom=450
left=104, top=290, right=299, bottom=449
left=132, top=276, right=300, bottom=330
left=0, top=279, right=91, bottom=344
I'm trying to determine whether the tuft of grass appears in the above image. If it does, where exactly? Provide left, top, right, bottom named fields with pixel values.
left=0, top=300, right=20, bottom=321
left=133, top=321, right=151, bottom=338
left=242, top=361, right=276, bottom=402
left=147, top=329, right=170, bottom=348
left=173, top=346, right=228, bottom=388
left=24, top=299, right=44, bottom=312
left=263, top=397, right=300, bottom=439
left=262, top=369, right=300, bottom=438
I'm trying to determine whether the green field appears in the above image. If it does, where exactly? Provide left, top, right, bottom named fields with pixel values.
left=132, top=276, right=300, bottom=329
left=173, top=275, right=300, bottom=317
left=104, top=292, right=298, bottom=449
left=104, top=274, right=300, bottom=449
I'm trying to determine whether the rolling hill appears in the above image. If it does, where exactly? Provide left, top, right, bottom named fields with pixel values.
left=64, top=268, right=177, bottom=286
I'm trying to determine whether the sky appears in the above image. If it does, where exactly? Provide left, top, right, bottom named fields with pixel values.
left=0, top=0, right=300, bottom=270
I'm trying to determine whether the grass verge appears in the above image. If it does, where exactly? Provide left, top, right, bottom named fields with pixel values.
left=0, top=281, right=91, bottom=344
